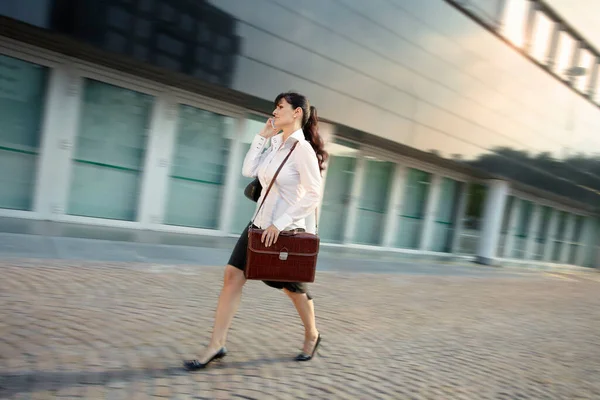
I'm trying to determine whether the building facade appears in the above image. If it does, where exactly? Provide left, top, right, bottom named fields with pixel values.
left=0, top=0, right=598, bottom=268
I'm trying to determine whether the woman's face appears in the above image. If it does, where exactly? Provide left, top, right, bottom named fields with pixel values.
left=272, top=98, right=301, bottom=129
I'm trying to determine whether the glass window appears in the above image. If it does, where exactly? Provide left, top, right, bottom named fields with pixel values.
left=68, top=79, right=153, bottom=220
left=456, top=183, right=487, bottom=255
left=551, top=211, right=568, bottom=261
left=395, top=168, right=432, bottom=249
left=512, top=199, right=533, bottom=258
left=164, top=104, right=234, bottom=229
left=354, top=158, right=394, bottom=246
left=431, top=178, right=461, bottom=253
left=568, top=215, right=585, bottom=265
left=319, top=139, right=359, bottom=243
left=534, top=206, right=552, bottom=260
left=0, top=0, right=52, bottom=28
left=0, top=55, right=48, bottom=211
left=583, top=218, right=600, bottom=267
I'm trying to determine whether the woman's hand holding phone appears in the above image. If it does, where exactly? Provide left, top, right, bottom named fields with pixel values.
left=259, top=118, right=279, bottom=139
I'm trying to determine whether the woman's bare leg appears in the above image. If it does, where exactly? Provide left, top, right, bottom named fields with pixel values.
left=197, top=264, right=246, bottom=363
left=284, top=289, right=319, bottom=354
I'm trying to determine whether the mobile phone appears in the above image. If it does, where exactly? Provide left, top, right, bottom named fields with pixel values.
left=271, top=119, right=276, bottom=129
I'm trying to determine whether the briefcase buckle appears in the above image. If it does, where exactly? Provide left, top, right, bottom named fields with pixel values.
left=279, top=250, right=289, bottom=261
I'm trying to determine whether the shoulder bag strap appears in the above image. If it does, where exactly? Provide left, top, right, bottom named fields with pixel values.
left=251, top=140, right=299, bottom=227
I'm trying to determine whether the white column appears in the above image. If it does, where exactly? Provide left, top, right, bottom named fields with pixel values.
left=382, top=164, right=407, bottom=248
left=33, top=63, right=82, bottom=219
left=524, top=204, right=542, bottom=259
left=543, top=209, right=559, bottom=261
left=568, top=45, right=582, bottom=86
left=560, top=214, right=576, bottom=264
left=546, top=24, right=562, bottom=68
left=588, top=60, right=599, bottom=98
left=218, top=117, right=246, bottom=233
left=503, top=198, right=521, bottom=258
left=136, top=94, right=178, bottom=227
left=343, top=155, right=366, bottom=244
left=450, top=182, right=469, bottom=253
left=420, top=174, right=442, bottom=251
left=476, top=180, right=509, bottom=265
left=523, top=0, right=538, bottom=53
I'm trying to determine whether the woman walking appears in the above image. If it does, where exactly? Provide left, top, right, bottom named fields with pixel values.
left=184, top=92, right=328, bottom=371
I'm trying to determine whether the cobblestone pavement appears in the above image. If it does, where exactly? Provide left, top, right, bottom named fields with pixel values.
left=1, top=260, right=599, bottom=399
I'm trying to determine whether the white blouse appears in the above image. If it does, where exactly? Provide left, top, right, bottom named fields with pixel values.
left=242, top=128, right=322, bottom=233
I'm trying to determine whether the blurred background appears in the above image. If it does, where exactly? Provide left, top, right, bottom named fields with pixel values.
left=0, top=0, right=599, bottom=268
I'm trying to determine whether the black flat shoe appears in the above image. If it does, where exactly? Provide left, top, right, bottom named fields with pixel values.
left=184, top=347, right=227, bottom=371
left=295, top=334, right=321, bottom=362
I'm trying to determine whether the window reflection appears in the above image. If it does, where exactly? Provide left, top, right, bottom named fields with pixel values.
left=457, top=183, right=487, bottom=255
left=164, top=105, right=233, bottom=229
left=395, top=168, right=432, bottom=249
left=431, top=178, right=462, bottom=253
left=354, top=157, right=395, bottom=246
left=68, top=79, right=153, bottom=221
left=319, top=139, right=359, bottom=244
left=0, top=55, right=48, bottom=211
left=534, top=206, right=552, bottom=260
left=512, top=200, right=533, bottom=259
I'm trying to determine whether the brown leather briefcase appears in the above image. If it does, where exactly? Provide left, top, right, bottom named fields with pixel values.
left=246, top=228, right=319, bottom=282
left=244, top=140, right=320, bottom=283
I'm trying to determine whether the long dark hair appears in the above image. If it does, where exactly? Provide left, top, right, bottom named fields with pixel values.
left=274, top=92, right=329, bottom=173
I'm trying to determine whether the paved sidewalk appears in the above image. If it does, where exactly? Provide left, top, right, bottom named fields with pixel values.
left=1, top=260, right=599, bottom=399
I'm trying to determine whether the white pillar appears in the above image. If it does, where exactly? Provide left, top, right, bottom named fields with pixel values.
left=33, top=63, right=82, bottom=219
left=136, top=94, right=178, bottom=227
left=218, top=117, right=246, bottom=233
left=546, top=24, right=562, bottom=69
left=523, top=0, right=538, bottom=53
left=420, top=174, right=442, bottom=251
left=502, top=198, right=521, bottom=258
left=476, top=180, right=509, bottom=265
left=587, top=59, right=599, bottom=99
left=382, top=164, right=407, bottom=248
left=568, top=45, right=582, bottom=86
left=343, top=155, right=366, bottom=244
left=543, top=209, right=559, bottom=261
left=560, top=214, right=576, bottom=264
left=524, top=204, right=542, bottom=259
left=450, top=182, right=469, bottom=253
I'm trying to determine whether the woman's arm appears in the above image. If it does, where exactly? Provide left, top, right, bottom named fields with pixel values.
left=272, top=143, right=322, bottom=231
left=242, top=118, right=279, bottom=177
left=241, top=135, right=269, bottom=177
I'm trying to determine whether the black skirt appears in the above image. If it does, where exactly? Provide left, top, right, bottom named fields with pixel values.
left=228, top=222, right=312, bottom=300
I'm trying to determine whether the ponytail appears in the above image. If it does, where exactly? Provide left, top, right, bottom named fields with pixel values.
left=303, top=106, right=328, bottom=173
